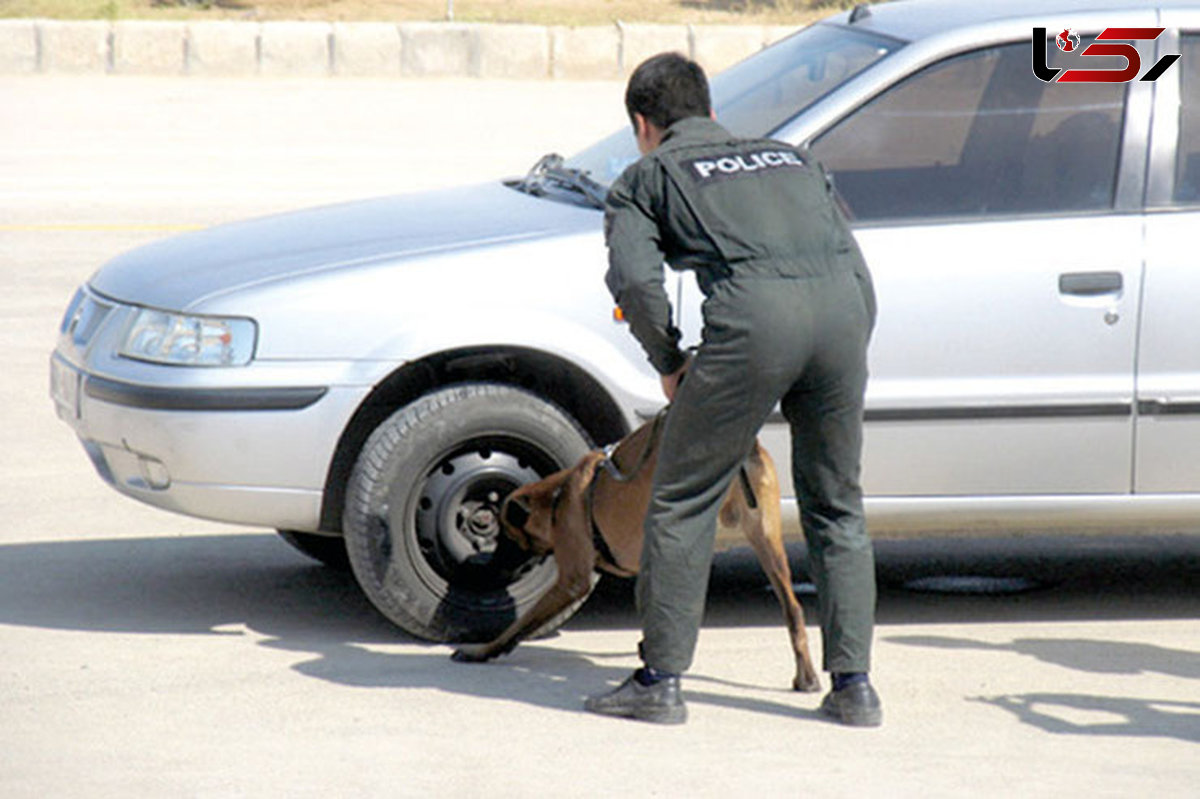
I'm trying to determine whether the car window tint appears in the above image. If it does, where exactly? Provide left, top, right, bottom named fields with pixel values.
left=1174, top=35, right=1200, bottom=204
left=812, top=40, right=1126, bottom=222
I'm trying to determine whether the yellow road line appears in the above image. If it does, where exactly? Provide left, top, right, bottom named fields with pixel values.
left=0, top=223, right=205, bottom=233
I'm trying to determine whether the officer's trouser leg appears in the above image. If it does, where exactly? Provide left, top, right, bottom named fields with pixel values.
left=635, top=287, right=781, bottom=675
left=636, top=275, right=873, bottom=675
left=782, top=282, right=874, bottom=674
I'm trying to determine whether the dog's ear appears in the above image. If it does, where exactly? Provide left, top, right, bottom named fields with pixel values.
left=567, top=452, right=605, bottom=494
left=517, top=451, right=603, bottom=507
left=556, top=452, right=605, bottom=523
left=517, top=466, right=573, bottom=508
left=542, top=452, right=607, bottom=566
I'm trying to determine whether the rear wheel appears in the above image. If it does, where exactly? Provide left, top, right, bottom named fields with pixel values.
left=343, top=383, right=592, bottom=642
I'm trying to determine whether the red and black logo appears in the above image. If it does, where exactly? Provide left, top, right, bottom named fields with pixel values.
left=1033, top=26, right=1181, bottom=83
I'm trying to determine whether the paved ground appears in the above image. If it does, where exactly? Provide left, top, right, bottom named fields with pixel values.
left=1, top=77, right=1198, bottom=798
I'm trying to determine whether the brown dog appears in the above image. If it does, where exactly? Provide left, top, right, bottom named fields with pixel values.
left=452, top=417, right=821, bottom=693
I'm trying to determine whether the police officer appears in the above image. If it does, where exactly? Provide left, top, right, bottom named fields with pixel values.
left=584, top=52, right=881, bottom=726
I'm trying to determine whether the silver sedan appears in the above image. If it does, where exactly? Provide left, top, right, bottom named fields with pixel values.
left=51, top=0, right=1200, bottom=641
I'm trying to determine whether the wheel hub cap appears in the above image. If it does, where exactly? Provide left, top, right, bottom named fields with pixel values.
left=414, top=446, right=544, bottom=586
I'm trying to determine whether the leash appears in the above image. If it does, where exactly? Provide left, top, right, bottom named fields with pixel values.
left=598, top=409, right=667, bottom=483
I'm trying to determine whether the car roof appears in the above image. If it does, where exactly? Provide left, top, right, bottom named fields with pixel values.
left=831, top=0, right=1200, bottom=42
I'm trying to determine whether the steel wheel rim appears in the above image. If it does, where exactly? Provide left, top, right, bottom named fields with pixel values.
left=401, top=437, right=556, bottom=596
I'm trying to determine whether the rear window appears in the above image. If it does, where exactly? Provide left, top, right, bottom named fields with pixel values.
left=812, top=38, right=1126, bottom=222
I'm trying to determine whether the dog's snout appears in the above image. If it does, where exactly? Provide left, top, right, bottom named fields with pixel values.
left=502, top=496, right=531, bottom=531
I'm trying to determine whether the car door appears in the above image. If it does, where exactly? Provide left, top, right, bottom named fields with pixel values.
left=801, top=32, right=1150, bottom=498
left=1136, top=16, right=1200, bottom=493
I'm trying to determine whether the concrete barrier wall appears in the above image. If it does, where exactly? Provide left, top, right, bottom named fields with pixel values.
left=0, top=19, right=802, bottom=78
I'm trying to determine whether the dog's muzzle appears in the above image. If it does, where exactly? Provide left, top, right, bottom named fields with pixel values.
left=502, top=497, right=531, bottom=533
left=501, top=495, right=543, bottom=553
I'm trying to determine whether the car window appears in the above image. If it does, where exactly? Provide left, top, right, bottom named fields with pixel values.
left=565, top=23, right=902, bottom=186
left=714, top=24, right=902, bottom=143
left=812, top=40, right=1127, bottom=222
left=1174, top=34, right=1200, bottom=203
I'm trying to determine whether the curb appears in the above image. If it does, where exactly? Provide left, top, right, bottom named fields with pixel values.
left=0, top=19, right=800, bottom=78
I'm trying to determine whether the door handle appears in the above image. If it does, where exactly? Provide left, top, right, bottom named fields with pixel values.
left=1058, top=271, right=1123, bottom=296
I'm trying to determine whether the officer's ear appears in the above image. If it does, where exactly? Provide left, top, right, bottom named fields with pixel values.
left=633, top=113, right=664, bottom=155
left=633, top=113, right=651, bottom=152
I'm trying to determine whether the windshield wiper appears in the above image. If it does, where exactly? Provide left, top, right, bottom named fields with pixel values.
left=515, top=153, right=608, bottom=210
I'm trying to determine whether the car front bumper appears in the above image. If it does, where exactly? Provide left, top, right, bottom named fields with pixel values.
left=50, top=288, right=391, bottom=531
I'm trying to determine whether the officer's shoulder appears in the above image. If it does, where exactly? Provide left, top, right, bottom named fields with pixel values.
left=606, top=153, right=665, bottom=209
left=749, top=138, right=827, bottom=173
left=696, top=135, right=815, bottom=167
left=743, top=136, right=808, bottom=155
left=610, top=154, right=651, bottom=188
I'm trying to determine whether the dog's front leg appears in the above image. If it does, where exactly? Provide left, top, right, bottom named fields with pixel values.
left=451, top=566, right=595, bottom=663
left=453, top=453, right=603, bottom=664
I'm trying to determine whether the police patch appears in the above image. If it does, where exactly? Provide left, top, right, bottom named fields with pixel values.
left=683, top=149, right=806, bottom=183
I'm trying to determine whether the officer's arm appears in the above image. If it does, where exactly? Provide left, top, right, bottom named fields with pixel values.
left=603, top=170, right=687, bottom=376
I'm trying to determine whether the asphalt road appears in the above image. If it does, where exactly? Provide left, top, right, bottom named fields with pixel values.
left=2, top=77, right=1198, bottom=798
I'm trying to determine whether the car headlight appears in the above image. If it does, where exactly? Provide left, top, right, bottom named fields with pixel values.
left=118, top=309, right=257, bottom=367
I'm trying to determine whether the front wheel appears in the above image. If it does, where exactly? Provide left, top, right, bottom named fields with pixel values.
left=343, top=383, right=592, bottom=642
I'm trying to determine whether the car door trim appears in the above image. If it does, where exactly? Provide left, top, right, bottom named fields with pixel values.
left=638, top=402, right=1135, bottom=424
left=1137, top=399, right=1200, bottom=416
left=860, top=403, right=1133, bottom=423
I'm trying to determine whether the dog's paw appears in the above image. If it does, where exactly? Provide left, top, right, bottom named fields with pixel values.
left=451, top=644, right=494, bottom=663
left=793, top=674, right=822, bottom=693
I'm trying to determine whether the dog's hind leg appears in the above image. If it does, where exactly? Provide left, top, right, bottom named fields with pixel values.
left=741, top=450, right=822, bottom=693
left=746, top=505, right=822, bottom=692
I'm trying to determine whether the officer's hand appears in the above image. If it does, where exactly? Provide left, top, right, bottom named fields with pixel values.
left=661, top=358, right=691, bottom=402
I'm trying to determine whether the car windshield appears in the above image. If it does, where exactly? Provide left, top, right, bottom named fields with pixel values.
left=566, top=22, right=904, bottom=186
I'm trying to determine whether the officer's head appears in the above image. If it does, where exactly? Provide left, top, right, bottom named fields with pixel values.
left=625, top=52, right=712, bottom=154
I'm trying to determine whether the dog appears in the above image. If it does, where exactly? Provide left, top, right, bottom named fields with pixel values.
left=451, top=415, right=821, bottom=693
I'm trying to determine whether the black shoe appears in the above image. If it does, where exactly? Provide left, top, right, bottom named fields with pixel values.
left=819, top=681, right=883, bottom=727
left=584, top=671, right=687, bottom=725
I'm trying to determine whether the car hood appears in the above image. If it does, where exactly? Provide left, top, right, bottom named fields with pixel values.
left=89, top=182, right=601, bottom=311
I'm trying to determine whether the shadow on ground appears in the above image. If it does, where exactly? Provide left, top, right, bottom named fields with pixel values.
left=972, top=693, right=1200, bottom=743
left=884, top=633, right=1200, bottom=743
left=1, top=532, right=1197, bottom=639
left=1, top=531, right=1195, bottom=726
left=0, top=531, right=828, bottom=721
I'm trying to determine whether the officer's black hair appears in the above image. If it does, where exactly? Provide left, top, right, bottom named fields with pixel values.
left=625, top=52, right=711, bottom=131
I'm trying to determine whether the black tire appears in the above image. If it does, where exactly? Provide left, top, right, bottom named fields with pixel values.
left=343, top=383, right=593, bottom=643
left=276, top=529, right=350, bottom=570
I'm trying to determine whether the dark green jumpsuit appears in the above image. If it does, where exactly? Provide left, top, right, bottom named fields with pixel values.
left=604, top=116, right=877, bottom=676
